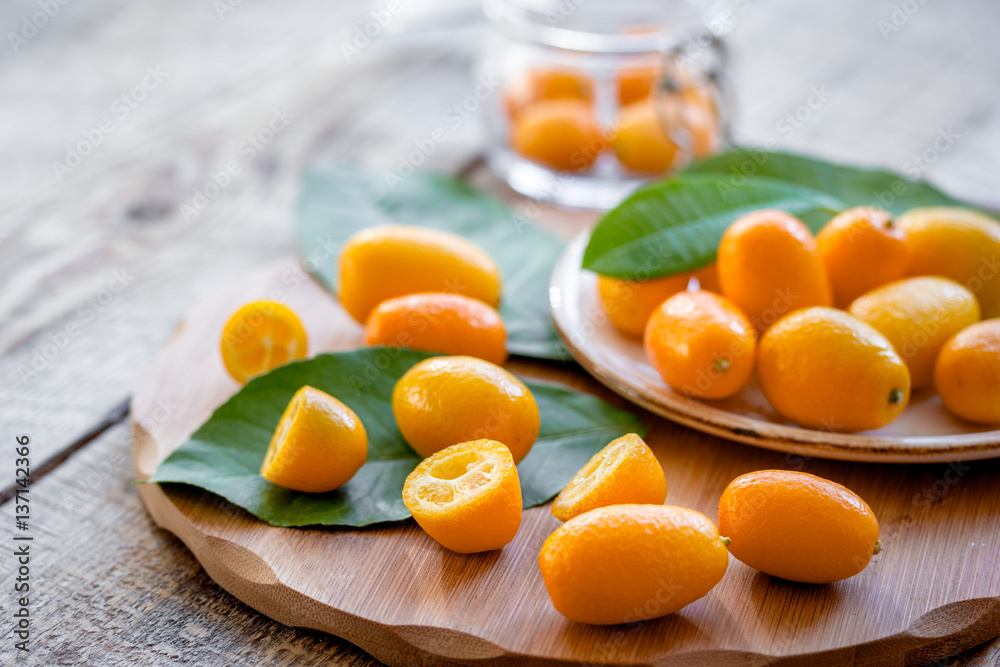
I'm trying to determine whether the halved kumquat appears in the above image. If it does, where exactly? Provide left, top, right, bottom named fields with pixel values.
left=550, top=433, right=666, bottom=522
left=402, top=439, right=522, bottom=553
left=260, top=386, right=368, bottom=494
left=220, top=300, right=308, bottom=384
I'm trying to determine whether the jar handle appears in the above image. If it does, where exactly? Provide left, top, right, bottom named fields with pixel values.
left=653, top=31, right=732, bottom=170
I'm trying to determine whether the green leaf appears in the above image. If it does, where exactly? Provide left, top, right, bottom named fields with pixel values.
left=582, top=147, right=972, bottom=280
left=149, top=348, right=645, bottom=527
left=296, top=162, right=568, bottom=360
left=686, top=147, right=964, bottom=216
left=582, top=173, right=843, bottom=279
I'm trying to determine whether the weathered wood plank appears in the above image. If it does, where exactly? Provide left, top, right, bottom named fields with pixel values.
left=128, top=256, right=1000, bottom=667
left=1, top=422, right=383, bottom=665
left=4, top=0, right=1000, bottom=478
left=1, top=0, right=1000, bottom=662
left=715, top=0, right=1000, bottom=207
left=0, top=0, right=489, bottom=481
left=949, top=635, right=1000, bottom=666
left=2, top=420, right=997, bottom=665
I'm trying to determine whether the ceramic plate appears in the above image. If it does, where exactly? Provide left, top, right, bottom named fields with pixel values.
left=549, top=232, right=1000, bottom=463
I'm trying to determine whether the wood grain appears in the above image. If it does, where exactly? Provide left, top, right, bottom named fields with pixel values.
left=0, top=422, right=379, bottom=666
left=950, top=636, right=1000, bottom=667
left=6, top=0, right=1000, bottom=489
left=132, top=261, right=1000, bottom=666
left=0, top=0, right=486, bottom=478
left=4, top=0, right=1000, bottom=664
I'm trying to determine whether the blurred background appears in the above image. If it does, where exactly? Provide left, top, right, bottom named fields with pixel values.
left=0, top=0, right=998, bottom=663
left=3, top=0, right=999, bottom=362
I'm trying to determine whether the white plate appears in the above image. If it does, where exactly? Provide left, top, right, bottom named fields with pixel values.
left=549, top=231, right=1000, bottom=463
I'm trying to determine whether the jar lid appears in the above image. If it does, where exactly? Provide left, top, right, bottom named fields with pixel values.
left=483, top=0, right=723, bottom=54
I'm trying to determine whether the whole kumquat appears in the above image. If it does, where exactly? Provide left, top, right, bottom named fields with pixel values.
left=612, top=100, right=679, bottom=174
left=260, top=386, right=368, bottom=494
left=644, top=290, right=756, bottom=400
left=504, top=67, right=593, bottom=121
left=364, top=292, right=507, bottom=365
left=718, top=470, right=881, bottom=584
left=899, top=207, right=1000, bottom=319
left=510, top=99, right=604, bottom=172
left=756, top=307, right=910, bottom=432
left=717, top=210, right=833, bottom=333
left=849, top=277, right=980, bottom=389
left=935, top=319, right=1000, bottom=424
left=539, top=504, right=729, bottom=625
left=392, top=356, right=540, bottom=463
left=338, top=225, right=502, bottom=324
left=816, top=206, right=909, bottom=308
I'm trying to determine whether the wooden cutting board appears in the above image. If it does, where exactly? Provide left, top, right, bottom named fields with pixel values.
left=132, top=261, right=1000, bottom=666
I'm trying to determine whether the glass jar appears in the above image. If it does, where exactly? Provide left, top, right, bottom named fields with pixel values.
left=478, top=0, right=731, bottom=209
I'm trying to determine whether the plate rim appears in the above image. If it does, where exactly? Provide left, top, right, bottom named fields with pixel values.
left=550, top=231, right=1000, bottom=463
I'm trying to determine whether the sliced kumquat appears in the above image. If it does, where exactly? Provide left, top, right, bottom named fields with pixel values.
left=220, top=300, right=308, bottom=384
left=402, top=439, right=522, bottom=553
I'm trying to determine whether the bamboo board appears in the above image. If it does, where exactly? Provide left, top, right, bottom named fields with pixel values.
left=132, top=262, right=1000, bottom=666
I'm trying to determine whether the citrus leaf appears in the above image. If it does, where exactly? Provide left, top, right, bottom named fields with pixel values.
left=582, top=173, right=844, bottom=279
left=686, top=147, right=964, bottom=216
left=149, top=348, right=645, bottom=527
left=297, top=162, right=568, bottom=360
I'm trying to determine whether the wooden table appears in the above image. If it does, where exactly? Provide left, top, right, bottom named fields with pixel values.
left=1, top=0, right=999, bottom=664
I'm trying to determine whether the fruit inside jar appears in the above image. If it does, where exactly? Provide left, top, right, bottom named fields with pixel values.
left=479, top=0, right=730, bottom=208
